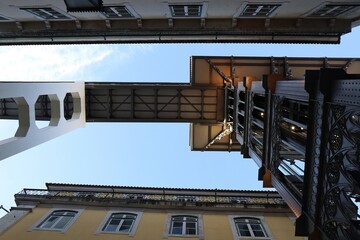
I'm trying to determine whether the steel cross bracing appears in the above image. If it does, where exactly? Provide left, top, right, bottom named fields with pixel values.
left=85, top=83, right=222, bottom=123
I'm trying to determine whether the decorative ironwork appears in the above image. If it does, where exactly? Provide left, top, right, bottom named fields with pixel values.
left=329, top=128, right=343, bottom=152
left=15, top=188, right=286, bottom=208
left=323, top=221, right=338, bottom=240
left=332, top=105, right=346, bottom=129
left=321, top=103, right=360, bottom=239
left=327, top=153, right=342, bottom=184
left=324, top=187, right=340, bottom=217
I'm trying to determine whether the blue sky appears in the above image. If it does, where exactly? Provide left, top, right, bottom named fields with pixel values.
left=0, top=26, right=360, bottom=217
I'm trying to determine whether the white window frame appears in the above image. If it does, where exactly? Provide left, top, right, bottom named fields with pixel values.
left=234, top=2, right=284, bottom=18
left=96, top=210, right=142, bottom=236
left=163, top=2, right=208, bottom=18
left=164, top=213, right=204, bottom=239
left=170, top=215, right=198, bottom=235
left=100, top=3, right=140, bottom=19
left=169, top=5, right=202, bottom=17
left=101, top=6, right=133, bottom=18
left=228, top=215, right=273, bottom=240
left=29, top=208, right=84, bottom=233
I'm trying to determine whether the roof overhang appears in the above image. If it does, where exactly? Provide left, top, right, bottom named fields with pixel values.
left=0, top=18, right=351, bottom=45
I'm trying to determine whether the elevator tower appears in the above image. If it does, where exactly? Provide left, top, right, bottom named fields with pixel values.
left=1, top=56, right=360, bottom=239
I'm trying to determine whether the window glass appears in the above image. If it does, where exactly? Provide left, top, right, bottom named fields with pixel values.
left=169, top=5, right=202, bottom=17
left=170, top=215, right=198, bottom=235
left=102, top=6, right=133, bottom=18
left=237, top=221, right=251, bottom=236
left=234, top=217, right=267, bottom=238
left=240, top=4, right=280, bottom=17
left=105, top=219, right=120, bottom=231
left=102, top=213, right=137, bottom=233
left=37, top=210, right=77, bottom=230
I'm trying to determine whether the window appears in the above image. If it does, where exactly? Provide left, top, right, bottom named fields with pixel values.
left=102, top=213, right=137, bottom=232
left=64, top=0, right=102, bottom=12
left=169, top=5, right=202, bottom=17
left=170, top=215, right=198, bottom=235
left=234, top=217, right=269, bottom=238
left=165, top=214, right=203, bottom=239
left=239, top=4, right=280, bottom=17
left=30, top=209, right=84, bottom=232
left=101, top=6, right=133, bottom=18
left=97, top=211, right=142, bottom=236
left=36, top=210, right=78, bottom=230
left=21, top=8, right=70, bottom=20
left=308, top=4, right=359, bottom=17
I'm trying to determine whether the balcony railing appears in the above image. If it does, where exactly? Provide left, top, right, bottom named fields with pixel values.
left=15, top=188, right=286, bottom=208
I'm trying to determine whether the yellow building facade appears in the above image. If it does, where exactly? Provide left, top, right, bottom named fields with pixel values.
left=0, top=183, right=305, bottom=240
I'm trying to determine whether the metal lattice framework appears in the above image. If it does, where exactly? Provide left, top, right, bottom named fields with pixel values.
left=85, top=83, right=221, bottom=123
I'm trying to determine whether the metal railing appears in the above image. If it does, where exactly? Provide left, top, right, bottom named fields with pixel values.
left=15, top=189, right=286, bottom=207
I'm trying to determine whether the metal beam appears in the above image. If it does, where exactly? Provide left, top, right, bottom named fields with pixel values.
left=206, top=58, right=232, bottom=85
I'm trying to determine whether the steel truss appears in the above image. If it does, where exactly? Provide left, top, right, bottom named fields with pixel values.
left=85, top=83, right=221, bottom=123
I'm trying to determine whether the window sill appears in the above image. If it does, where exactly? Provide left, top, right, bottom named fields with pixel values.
left=168, top=234, right=199, bottom=238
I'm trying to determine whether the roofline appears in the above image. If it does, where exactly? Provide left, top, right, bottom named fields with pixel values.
left=45, top=183, right=277, bottom=194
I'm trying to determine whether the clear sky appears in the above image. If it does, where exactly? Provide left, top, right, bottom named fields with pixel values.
left=0, top=26, right=360, bottom=217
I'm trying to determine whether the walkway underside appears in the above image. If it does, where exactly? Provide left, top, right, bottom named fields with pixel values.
left=85, top=83, right=223, bottom=123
